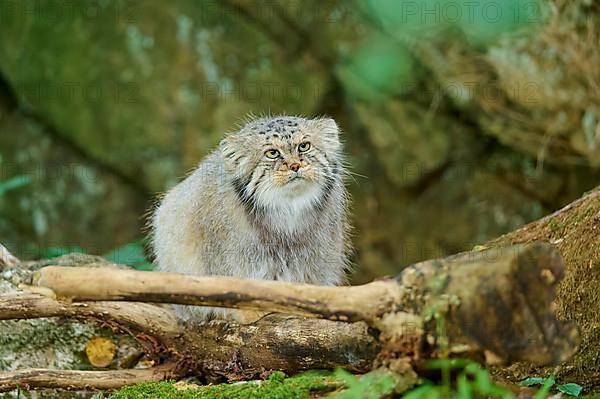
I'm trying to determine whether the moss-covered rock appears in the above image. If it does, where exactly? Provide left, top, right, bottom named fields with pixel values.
left=0, top=0, right=328, bottom=192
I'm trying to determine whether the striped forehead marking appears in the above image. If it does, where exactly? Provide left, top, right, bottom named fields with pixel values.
left=245, top=118, right=303, bottom=141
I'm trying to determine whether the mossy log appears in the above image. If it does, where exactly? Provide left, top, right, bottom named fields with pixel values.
left=0, top=236, right=578, bottom=393
left=486, top=186, right=600, bottom=390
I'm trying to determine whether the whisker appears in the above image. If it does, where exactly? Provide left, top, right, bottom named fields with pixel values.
left=345, top=170, right=368, bottom=179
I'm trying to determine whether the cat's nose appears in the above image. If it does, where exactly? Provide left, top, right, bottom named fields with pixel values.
left=289, top=163, right=301, bottom=172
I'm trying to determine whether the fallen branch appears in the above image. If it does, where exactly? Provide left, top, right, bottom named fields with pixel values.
left=31, top=267, right=399, bottom=324
left=0, top=364, right=177, bottom=392
left=0, top=291, right=182, bottom=351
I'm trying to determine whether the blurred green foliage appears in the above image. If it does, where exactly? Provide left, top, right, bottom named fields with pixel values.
left=337, top=34, right=416, bottom=101
left=340, top=0, right=543, bottom=101
left=0, top=175, right=30, bottom=196
left=20, top=238, right=154, bottom=270
left=408, top=359, right=513, bottom=399
left=332, top=369, right=396, bottom=398
left=362, top=0, right=543, bottom=43
left=103, top=238, right=154, bottom=270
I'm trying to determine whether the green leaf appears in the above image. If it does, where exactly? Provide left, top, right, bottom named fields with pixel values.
left=473, top=367, right=493, bottom=392
left=534, top=376, right=555, bottom=399
left=332, top=369, right=396, bottom=399
left=402, top=384, right=439, bottom=399
left=336, top=33, right=415, bottom=102
left=520, top=377, right=547, bottom=386
left=456, top=374, right=472, bottom=399
left=557, top=383, right=582, bottom=397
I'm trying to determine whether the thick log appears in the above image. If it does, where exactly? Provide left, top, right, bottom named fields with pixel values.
left=178, top=316, right=382, bottom=381
left=485, top=187, right=600, bottom=389
left=394, top=242, right=579, bottom=365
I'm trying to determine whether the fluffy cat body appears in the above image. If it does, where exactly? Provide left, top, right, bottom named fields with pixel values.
left=151, top=116, right=351, bottom=321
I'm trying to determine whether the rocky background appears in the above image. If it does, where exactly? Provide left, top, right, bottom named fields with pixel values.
left=0, top=0, right=598, bottom=284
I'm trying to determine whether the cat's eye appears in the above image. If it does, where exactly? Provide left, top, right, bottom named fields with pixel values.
left=298, top=142, right=311, bottom=152
left=264, top=149, right=280, bottom=159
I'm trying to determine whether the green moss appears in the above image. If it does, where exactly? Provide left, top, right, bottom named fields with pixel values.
left=109, top=371, right=340, bottom=399
left=547, top=218, right=561, bottom=232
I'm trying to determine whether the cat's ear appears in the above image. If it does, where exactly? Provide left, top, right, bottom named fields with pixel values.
left=220, top=135, right=251, bottom=176
left=219, top=135, right=242, bottom=157
left=314, top=117, right=342, bottom=152
left=315, top=117, right=340, bottom=137
left=219, top=137, right=238, bottom=170
left=219, top=138, right=231, bottom=155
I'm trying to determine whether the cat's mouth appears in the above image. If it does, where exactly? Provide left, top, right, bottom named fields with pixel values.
left=278, top=168, right=316, bottom=186
left=286, top=177, right=304, bottom=186
left=286, top=172, right=309, bottom=184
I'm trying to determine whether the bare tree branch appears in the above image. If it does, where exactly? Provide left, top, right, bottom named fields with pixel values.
left=31, top=267, right=400, bottom=324
left=0, top=364, right=178, bottom=392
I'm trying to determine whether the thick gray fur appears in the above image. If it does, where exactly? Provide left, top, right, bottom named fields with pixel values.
left=151, top=116, right=351, bottom=321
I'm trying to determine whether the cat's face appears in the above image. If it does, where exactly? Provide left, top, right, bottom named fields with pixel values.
left=220, top=116, right=343, bottom=212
